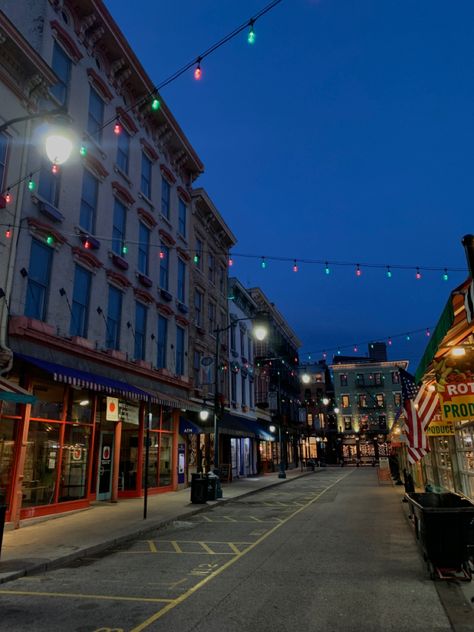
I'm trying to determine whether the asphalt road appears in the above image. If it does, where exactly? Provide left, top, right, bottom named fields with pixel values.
left=0, top=469, right=467, bottom=631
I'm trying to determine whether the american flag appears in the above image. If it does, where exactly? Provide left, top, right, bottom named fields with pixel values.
left=399, top=368, right=439, bottom=464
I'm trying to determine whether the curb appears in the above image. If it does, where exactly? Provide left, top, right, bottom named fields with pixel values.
left=0, top=469, right=316, bottom=585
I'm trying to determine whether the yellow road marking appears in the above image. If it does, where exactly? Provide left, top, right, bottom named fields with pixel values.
left=130, top=470, right=353, bottom=632
left=0, top=590, right=173, bottom=604
left=228, top=542, right=242, bottom=555
left=199, top=542, right=214, bottom=554
left=171, top=541, right=182, bottom=553
left=147, top=540, right=157, bottom=553
left=201, top=515, right=212, bottom=522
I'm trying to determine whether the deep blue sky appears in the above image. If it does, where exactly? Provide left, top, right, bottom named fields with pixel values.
left=105, top=0, right=473, bottom=370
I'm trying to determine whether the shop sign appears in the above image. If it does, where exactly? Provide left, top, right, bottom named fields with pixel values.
left=426, top=419, right=455, bottom=436
left=106, top=397, right=119, bottom=421
left=119, top=402, right=140, bottom=425
left=435, top=355, right=474, bottom=422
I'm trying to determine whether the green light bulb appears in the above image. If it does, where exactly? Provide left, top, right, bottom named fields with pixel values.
left=443, top=269, right=448, bottom=281
left=80, top=145, right=87, bottom=157
left=386, top=267, right=392, bottom=278
left=122, top=243, right=128, bottom=254
left=193, top=254, right=199, bottom=264
left=46, top=235, right=54, bottom=245
left=28, top=179, right=35, bottom=191
left=248, top=27, right=256, bottom=44
left=152, top=98, right=160, bottom=111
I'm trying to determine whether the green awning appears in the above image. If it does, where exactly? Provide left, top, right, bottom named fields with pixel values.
left=0, top=376, right=36, bottom=404
left=415, top=296, right=455, bottom=383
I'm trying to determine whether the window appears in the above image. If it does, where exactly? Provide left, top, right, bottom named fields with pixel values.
left=195, top=237, right=203, bottom=270
left=248, top=336, right=252, bottom=362
left=343, top=416, right=352, bottom=431
left=50, top=41, right=71, bottom=105
left=240, top=329, right=245, bottom=357
left=231, top=371, right=237, bottom=402
left=208, top=252, right=215, bottom=284
left=112, top=199, right=126, bottom=255
left=208, top=301, right=215, bottom=335
left=249, top=378, right=254, bottom=408
left=356, top=373, right=365, bottom=386
left=157, top=315, right=168, bottom=369
left=230, top=323, right=236, bottom=351
left=38, top=160, right=60, bottom=207
left=341, top=395, right=350, bottom=408
left=193, top=350, right=202, bottom=388
left=138, top=223, right=150, bottom=275
left=159, top=244, right=169, bottom=290
left=242, top=374, right=247, bottom=406
left=374, top=373, right=383, bottom=385
left=161, top=177, right=170, bottom=219
left=358, top=394, right=368, bottom=408
left=378, top=415, right=387, bottom=430
left=392, top=371, right=400, bottom=384
left=194, top=290, right=202, bottom=327
left=134, top=302, right=147, bottom=360
left=87, top=88, right=104, bottom=142
left=178, top=199, right=186, bottom=237
left=141, top=152, right=152, bottom=199
left=376, top=394, right=385, bottom=408
left=340, top=374, right=348, bottom=387
left=0, top=132, right=8, bottom=190
left=70, top=265, right=91, bottom=337
left=177, top=258, right=186, bottom=303
left=25, top=239, right=53, bottom=321
left=116, top=128, right=130, bottom=174
left=106, top=285, right=122, bottom=350
left=176, top=325, right=185, bottom=375
left=79, top=170, right=98, bottom=233
left=394, top=392, right=402, bottom=407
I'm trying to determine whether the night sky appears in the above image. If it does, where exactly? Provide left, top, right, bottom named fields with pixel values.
left=104, top=0, right=474, bottom=370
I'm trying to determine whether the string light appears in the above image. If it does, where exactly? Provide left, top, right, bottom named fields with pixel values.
left=355, top=264, right=361, bottom=277
left=159, top=250, right=165, bottom=260
left=443, top=268, right=449, bottom=281
left=194, top=59, right=202, bottom=80
left=114, top=120, right=121, bottom=135
left=5, top=226, right=11, bottom=239
left=406, top=334, right=411, bottom=341
left=228, top=255, right=233, bottom=267
left=324, top=262, right=330, bottom=275
left=122, top=243, right=128, bottom=255
left=415, top=267, right=421, bottom=280
left=46, top=235, right=54, bottom=246
left=353, top=345, right=358, bottom=353
left=388, top=337, right=392, bottom=346
left=80, top=144, right=87, bottom=157
left=151, top=97, right=160, bottom=111
left=193, top=253, right=199, bottom=264
left=27, top=176, right=35, bottom=191
left=51, top=163, right=59, bottom=175
left=426, top=328, right=431, bottom=337
left=84, top=238, right=91, bottom=250
left=293, top=260, right=298, bottom=273
left=261, top=257, right=267, bottom=269
left=386, top=266, right=392, bottom=279
left=248, top=20, right=256, bottom=44
left=4, top=190, right=11, bottom=204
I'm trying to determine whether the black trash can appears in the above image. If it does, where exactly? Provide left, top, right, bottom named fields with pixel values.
left=207, top=472, right=219, bottom=501
left=0, top=504, right=6, bottom=557
left=190, top=474, right=207, bottom=504
left=406, top=492, right=474, bottom=577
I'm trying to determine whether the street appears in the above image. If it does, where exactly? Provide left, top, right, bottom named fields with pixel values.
left=0, top=469, right=466, bottom=631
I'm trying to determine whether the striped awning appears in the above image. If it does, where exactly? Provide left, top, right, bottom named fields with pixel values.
left=16, top=353, right=149, bottom=401
left=0, top=376, right=36, bottom=403
left=149, top=391, right=202, bottom=412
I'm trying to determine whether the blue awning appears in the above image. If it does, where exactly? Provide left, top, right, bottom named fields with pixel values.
left=16, top=353, right=150, bottom=401
left=0, top=376, right=36, bottom=404
left=220, top=413, right=274, bottom=440
left=179, top=416, right=202, bottom=435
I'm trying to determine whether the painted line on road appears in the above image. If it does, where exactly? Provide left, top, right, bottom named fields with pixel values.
left=130, top=470, right=353, bottom=632
left=0, top=589, right=174, bottom=604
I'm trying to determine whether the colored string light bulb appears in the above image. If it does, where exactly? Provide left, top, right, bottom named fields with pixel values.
left=80, top=144, right=87, bottom=157
left=228, top=256, right=233, bottom=267
left=386, top=266, right=392, bottom=279
left=337, top=349, right=341, bottom=355
left=356, top=264, right=361, bottom=277
left=443, top=268, right=448, bottom=281
left=248, top=20, right=256, bottom=44
left=122, top=243, right=128, bottom=255
left=5, top=226, right=11, bottom=239
left=426, top=328, right=431, bottom=337
left=193, top=254, right=199, bottom=264
left=46, top=235, right=54, bottom=245
left=51, top=163, right=59, bottom=175
left=84, top=238, right=91, bottom=249
left=194, top=60, right=202, bottom=80
left=151, top=97, right=160, bottom=111
left=324, top=262, right=330, bottom=275
left=415, top=267, right=421, bottom=280
left=293, top=260, right=298, bottom=273
left=261, top=257, right=267, bottom=269
left=114, top=120, right=121, bottom=135
left=4, top=190, right=12, bottom=204
left=28, top=176, right=35, bottom=191
left=406, top=334, right=411, bottom=341
left=323, top=351, right=327, bottom=359
left=388, top=337, right=392, bottom=346
left=159, top=250, right=165, bottom=260
left=353, top=345, right=358, bottom=353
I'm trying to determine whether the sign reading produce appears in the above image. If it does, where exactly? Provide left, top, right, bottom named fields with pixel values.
left=434, top=355, right=474, bottom=422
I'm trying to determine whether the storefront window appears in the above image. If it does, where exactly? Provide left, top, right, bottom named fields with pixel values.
left=68, top=389, right=93, bottom=424
left=59, top=424, right=91, bottom=501
left=31, top=381, right=65, bottom=420
left=0, top=418, right=16, bottom=507
left=159, top=434, right=172, bottom=486
left=120, top=430, right=139, bottom=491
left=22, top=421, right=60, bottom=507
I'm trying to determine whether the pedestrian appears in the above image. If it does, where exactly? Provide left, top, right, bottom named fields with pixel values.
left=403, top=469, right=415, bottom=493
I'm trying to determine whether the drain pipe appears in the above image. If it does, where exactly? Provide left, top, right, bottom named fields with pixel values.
left=462, top=234, right=474, bottom=279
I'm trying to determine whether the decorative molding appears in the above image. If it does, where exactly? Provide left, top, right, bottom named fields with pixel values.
left=106, top=268, right=131, bottom=289
left=175, top=315, right=189, bottom=327
left=84, top=152, right=109, bottom=180
left=158, top=228, right=176, bottom=246
left=112, top=180, right=135, bottom=206
left=157, top=303, right=174, bottom=317
left=160, top=163, right=176, bottom=184
left=137, top=207, right=157, bottom=228
left=177, top=186, right=191, bottom=204
left=50, top=20, right=83, bottom=62
left=133, top=287, right=154, bottom=304
left=177, top=247, right=191, bottom=262
left=86, top=67, right=113, bottom=101
left=116, top=106, right=138, bottom=134
left=140, top=137, right=159, bottom=161
left=110, top=253, right=129, bottom=271
left=136, top=272, right=153, bottom=289
left=26, top=217, right=67, bottom=246
left=71, top=246, right=102, bottom=270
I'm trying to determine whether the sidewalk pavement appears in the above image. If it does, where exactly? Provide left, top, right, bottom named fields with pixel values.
left=0, top=467, right=314, bottom=585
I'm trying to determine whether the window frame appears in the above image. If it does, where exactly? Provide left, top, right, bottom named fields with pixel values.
left=79, top=169, right=98, bottom=234
left=24, top=239, right=53, bottom=321
left=87, top=86, right=104, bottom=142
left=138, top=222, right=150, bottom=275
left=161, top=176, right=170, bottom=219
left=70, top=265, right=92, bottom=338
left=159, top=243, right=170, bottom=290
left=50, top=41, right=71, bottom=106
left=177, top=258, right=186, bottom=304
left=106, top=285, right=122, bottom=350
left=157, top=315, right=168, bottom=369
left=134, top=301, right=147, bottom=361
left=141, top=152, right=152, bottom=199
left=116, top=128, right=130, bottom=174
left=178, top=198, right=187, bottom=237
left=175, top=325, right=185, bottom=375
left=112, top=199, right=127, bottom=255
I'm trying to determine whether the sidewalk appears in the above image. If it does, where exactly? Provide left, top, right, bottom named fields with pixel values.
left=0, top=467, right=313, bottom=585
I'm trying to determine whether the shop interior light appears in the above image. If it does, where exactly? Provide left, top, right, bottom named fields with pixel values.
left=451, top=347, right=466, bottom=357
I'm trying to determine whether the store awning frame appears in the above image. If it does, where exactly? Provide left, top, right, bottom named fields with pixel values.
left=179, top=416, right=202, bottom=435
left=0, top=376, right=36, bottom=403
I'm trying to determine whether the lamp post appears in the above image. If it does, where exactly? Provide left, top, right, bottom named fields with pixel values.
left=212, top=315, right=268, bottom=473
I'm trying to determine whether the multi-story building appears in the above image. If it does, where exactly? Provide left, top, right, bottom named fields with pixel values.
left=331, top=343, right=408, bottom=465
left=249, top=287, right=301, bottom=471
left=0, top=0, right=208, bottom=524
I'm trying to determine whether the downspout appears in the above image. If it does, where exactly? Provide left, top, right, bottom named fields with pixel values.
left=462, top=234, right=474, bottom=279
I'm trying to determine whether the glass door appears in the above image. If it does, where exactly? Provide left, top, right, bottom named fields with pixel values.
left=97, top=432, right=114, bottom=501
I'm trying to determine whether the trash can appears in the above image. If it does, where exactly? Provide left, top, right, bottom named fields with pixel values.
left=0, top=504, right=6, bottom=558
left=207, top=471, right=219, bottom=501
left=190, top=474, right=207, bottom=504
left=406, top=492, right=474, bottom=578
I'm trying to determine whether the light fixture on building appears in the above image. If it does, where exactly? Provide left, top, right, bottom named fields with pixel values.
left=199, top=409, right=209, bottom=421
left=301, top=373, right=311, bottom=384
left=269, top=424, right=276, bottom=433
left=333, top=407, right=340, bottom=414
left=322, top=397, right=330, bottom=406
left=451, top=347, right=466, bottom=357
left=79, top=400, right=90, bottom=407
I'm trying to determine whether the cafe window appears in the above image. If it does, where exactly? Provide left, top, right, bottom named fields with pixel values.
left=376, top=393, right=385, bottom=408
left=340, top=374, right=348, bottom=387
left=394, top=392, right=402, bottom=407
left=143, top=406, right=174, bottom=489
left=342, top=395, right=350, bottom=408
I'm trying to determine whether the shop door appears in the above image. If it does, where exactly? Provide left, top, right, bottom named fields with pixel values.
left=97, top=432, right=114, bottom=501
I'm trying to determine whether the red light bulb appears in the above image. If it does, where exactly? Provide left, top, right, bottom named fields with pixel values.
left=356, top=264, right=361, bottom=277
left=51, top=163, right=59, bottom=175
left=4, top=191, right=12, bottom=204
left=228, top=256, right=233, bottom=267
left=416, top=267, right=421, bottom=280
left=5, top=226, right=11, bottom=238
left=159, top=250, right=165, bottom=260
left=114, top=121, right=121, bottom=135
left=194, top=64, right=202, bottom=80
left=84, top=239, right=91, bottom=250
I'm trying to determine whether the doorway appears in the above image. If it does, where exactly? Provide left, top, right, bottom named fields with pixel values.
left=97, top=432, right=114, bottom=501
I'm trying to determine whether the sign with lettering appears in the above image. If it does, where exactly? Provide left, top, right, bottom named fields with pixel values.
left=426, top=420, right=455, bottom=436
left=435, top=355, right=474, bottom=422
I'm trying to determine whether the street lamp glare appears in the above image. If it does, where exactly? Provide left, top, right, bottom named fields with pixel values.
left=269, top=424, right=276, bottom=433
left=301, top=373, right=311, bottom=384
left=199, top=409, right=209, bottom=421
left=45, top=133, right=74, bottom=165
left=333, top=407, right=340, bottom=414
left=322, top=397, right=330, bottom=406
left=253, top=324, right=268, bottom=341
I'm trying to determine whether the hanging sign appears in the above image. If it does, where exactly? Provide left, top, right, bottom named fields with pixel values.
left=435, top=355, right=474, bottom=422
left=426, top=420, right=455, bottom=437
left=106, top=397, right=119, bottom=421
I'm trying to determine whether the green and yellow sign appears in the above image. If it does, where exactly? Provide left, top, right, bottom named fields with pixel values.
left=426, top=419, right=455, bottom=436
left=434, top=355, right=474, bottom=422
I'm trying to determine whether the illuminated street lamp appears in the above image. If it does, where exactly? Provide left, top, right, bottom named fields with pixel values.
left=301, top=373, right=311, bottom=384
left=199, top=409, right=210, bottom=422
